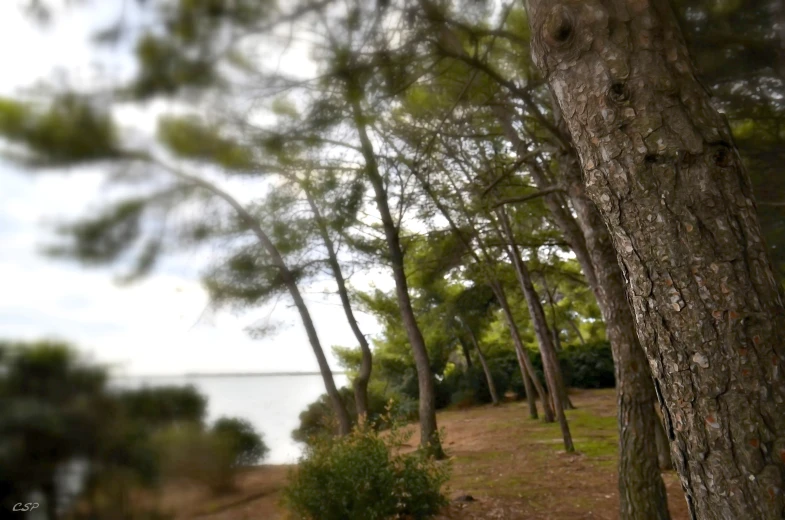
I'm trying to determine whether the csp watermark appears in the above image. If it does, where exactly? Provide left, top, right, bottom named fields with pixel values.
left=13, top=503, right=40, bottom=512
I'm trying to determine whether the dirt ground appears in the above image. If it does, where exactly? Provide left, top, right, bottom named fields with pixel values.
left=157, top=389, right=690, bottom=520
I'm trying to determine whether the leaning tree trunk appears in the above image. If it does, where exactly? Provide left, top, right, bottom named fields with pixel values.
left=495, top=101, right=669, bottom=518
left=541, top=273, right=577, bottom=409
left=162, top=165, right=352, bottom=436
left=406, top=158, right=545, bottom=420
left=560, top=144, right=672, bottom=515
left=527, top=1, right=785, bottom=518
left=465, top=323, right=501, bottom=405
left=458, top=337, right=474, bottom=369
left=304, top=187, right=373, bottom=419
left=349, top=90, right=444, bottom=458
left=498, top=209, right=574, bottom=451
left=491, top=280, right=554, bottom=421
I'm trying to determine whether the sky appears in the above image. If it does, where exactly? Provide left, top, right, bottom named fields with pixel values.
left=0, top=1, right=385, bottom=376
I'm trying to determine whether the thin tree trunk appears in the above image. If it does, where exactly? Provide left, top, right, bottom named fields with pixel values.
left=405, top=156, right=544, bottom=420
left=304, top=187, right=373, bottom=419
left=568, top=317, right=586, bottom=345
left=540, top=272, right=576, bottom=409
left=458, top=337, right=474, bottom=368
left=491, top=280, right=554, bottom=422
left=151, top=159, right=352, bottom=436
left=540, top=274, right=563, bottom=352
left=527, top=1, right=785, bottom=518
left=348, top=91, right=444, bottom=458
left=494, top=100, right=669, bottom=520
left=43, top=478, right=58, bottom=520
left=465, top=323, right=500, bottom=405
left=498, top=209, right=574, bottom=451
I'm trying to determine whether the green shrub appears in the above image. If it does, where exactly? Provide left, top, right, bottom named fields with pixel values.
left=292, top=385, right=412, bottom=445
left=115, top=385, right=207, bottom=429
left=395, top=368, right=453, bottom=410
left=152, top=424, right=236, bottom=494
left=563, top=341, right=615, bottom=388
left=283, top=412, right=449, bottom=520
left=211, top=417, right=269, bottom=467
left=443, top=364, right=510, bottom=407
left=292, top=387, right=354, bottom=444
left=495, top=341, right=615, bottom=397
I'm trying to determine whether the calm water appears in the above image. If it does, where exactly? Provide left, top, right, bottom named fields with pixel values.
left=113, top=373, right=349, bottom=464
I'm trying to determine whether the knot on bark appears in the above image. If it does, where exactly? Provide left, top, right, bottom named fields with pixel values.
left=542, top=5, right=575, bottom=48
left=708, top=142, right=734, bottom=169
left=607, top=81, right=630, bottom=104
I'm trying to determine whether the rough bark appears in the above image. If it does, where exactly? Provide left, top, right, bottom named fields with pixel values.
left=156, top=161, right=352, bottom=436
left=527, top=1, right=785, bottom=518
left=491, top=280, right=554, bottom=421
left=559, top=137, right=671, bottom=519
left=349, top=94, right=444, bottom=458
left=466, top=323, right=501, bottom=405
left=498, top=209, right=574, bottom=451
left=304, top=187, right=373, bottom=419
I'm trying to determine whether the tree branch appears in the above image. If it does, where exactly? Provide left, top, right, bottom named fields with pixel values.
left=492, top=186, right=565, bottom=208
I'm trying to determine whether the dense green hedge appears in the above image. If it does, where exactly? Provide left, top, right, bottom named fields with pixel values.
left=499, top=341, right=615, bottom=398
left=441, top=364, right=510, bottom=407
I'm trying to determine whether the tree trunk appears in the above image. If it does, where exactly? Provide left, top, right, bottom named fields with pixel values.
left=405, top=149, right=544, bottom=421
left=568, top=317, right=587, bottom=345
left=304, top=187, right=373, bottom=419
left=494, top=94, right=669, bottom=520
left=466, top=323, right=500, bottom=405
left=498, top=209, right=574, bottom=451
left=349, top=93, right=444, bottom=458
left=540, top=273, right=576, bottom=409
left=156, top=162, right=352, bottom=437
left=43, top=478, right=58, bottom=520
left=540, top=273, right=564, bottom=352
left=491, top=280, right=554, bottom=421
left=558, top=134, right=671, bottom=519
left=458, top=337, right=474, bottom=369
left=527, top=1, right=785, bottom=518
left=654, top=407, right=675, bottom=471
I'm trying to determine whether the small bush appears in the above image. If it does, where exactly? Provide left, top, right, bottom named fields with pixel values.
left=292, top=386, right=412, bottom=445
left=283, top=411, right=449, bottom=520
left=211, top=417, right=269, bottom=467
left=152, top=424, right=236, bottom=494
left=292, top=387, right=354, bottom=444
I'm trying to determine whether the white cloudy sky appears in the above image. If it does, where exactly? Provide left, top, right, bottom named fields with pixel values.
left=0, top=1, right=385, bottom=376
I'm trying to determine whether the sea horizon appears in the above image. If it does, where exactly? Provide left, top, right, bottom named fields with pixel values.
left=112, top=370, right=348, bottom=379
left=112, top=372, right=350, bottom=464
